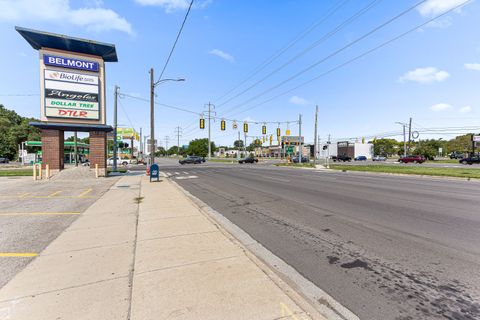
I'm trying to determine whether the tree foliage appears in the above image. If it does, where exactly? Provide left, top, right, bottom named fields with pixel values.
left=0, top=104, right=41, bottom=160
left=233, top=139, right=244, bottom=148
left=186, top=138, right=215, bottom=157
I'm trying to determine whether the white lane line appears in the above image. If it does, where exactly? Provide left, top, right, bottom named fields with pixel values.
left=160, top=171, right=168, bottom=177
left=183, top=171, right=188, bottom=174
left=166, top=172, right=172, bottom=177
left=174, top=172, right=180, bottom=175
left=176, top=176, right=198, bottom=180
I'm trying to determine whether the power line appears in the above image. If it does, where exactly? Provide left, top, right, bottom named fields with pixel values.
left=158, top=0, right=194, bottom=82
left=213, top=0, right=351, bottom=104
left=227, top=0, right=471, bottom=118
left=220, top=0, right=428, bottom=117
left=216, top=0, right=382, bottom=110
left=0, top=93, right=39, bottom=96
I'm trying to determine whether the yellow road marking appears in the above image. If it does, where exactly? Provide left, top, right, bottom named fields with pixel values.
left=0, top=212, right=81, bottom=216
left=48, top=191, right=62, bottom=197
left=19, top=192, right=29, bottom=198
left=0, top=253, right=38, bottom=257
left=79, top=188, right=92, bottom=197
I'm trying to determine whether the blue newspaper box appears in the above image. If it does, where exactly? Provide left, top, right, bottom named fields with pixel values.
left=149, top=164, right=159, bottom=182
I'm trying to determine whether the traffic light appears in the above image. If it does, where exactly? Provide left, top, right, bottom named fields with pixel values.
left=262, top=125, right=266, bottom=135
left=276, top=128, right=280, bottom=137
left=286, top=129, right=291, bottom=136
left=220, top=119, right=226, bottom=131
left=243, top=122, right=248, bottom=133
left=323, top=145, right=328, bottom=150
left=199, top=118, right=205, bottom=129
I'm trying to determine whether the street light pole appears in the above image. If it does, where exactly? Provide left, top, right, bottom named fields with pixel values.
left=149, top=69, right=185, bottom=166
left=395, top=122, right=407, bottom=157
left=150, top=68, right=155, bottom=166
left=313, top=106, right=318, bottom=166
left=113, top=85, right=119, bottom=171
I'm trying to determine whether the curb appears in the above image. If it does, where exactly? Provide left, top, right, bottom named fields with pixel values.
left=170, top=179, right=359, bottom=320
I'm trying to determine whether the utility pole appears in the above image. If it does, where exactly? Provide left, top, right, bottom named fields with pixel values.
left=327, top=134, right=331, bottom=168
left=139, top=127, right=142, bottom=158
left=313, top=106, right=318, bottom=166
left=408, top=117, right=412, bottom=153
left=244, top=132, right=247, bottom=156
left=149, top=68, right=155, bottom=165
left=165, top=136, right=170, bottom=156
left=74, top=131, right=78, bottom=167
left=113, top=85, right=119, bottom=171
left=207, top=102, right=215, bottom=160
left=395, top=122, right=407, bottom=157
left=175, top=126, right=182, bottom=157
left=298, top=114, right=302, bottom=159
left=237, top=131, right=241, bottom=161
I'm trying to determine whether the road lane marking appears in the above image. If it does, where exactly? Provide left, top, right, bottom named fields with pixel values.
left=183, top=171, right=188, bottom=174
left=174, top=172, right=180, bottom=175
left=0, top=253, right=38, bottom=257
left=260, top=175, right=291, bottom=183
left=176, top=176, right=198, bottom=180
left=48, top=191, right=62, bottom=198
left=0, top=212, right=81, bottom=216
left=19, top=192, right=29, bottom=198
left=78, top=188, right=92, bottom=197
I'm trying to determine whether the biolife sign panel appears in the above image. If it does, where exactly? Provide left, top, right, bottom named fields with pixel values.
left=40, top=49, right=106, bottom=124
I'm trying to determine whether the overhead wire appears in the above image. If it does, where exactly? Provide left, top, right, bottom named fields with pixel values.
left=213, top=0, right=351, bottom=104
left=157, top=0, right=194, bottom=82
left=227, top=0, right=471, bottom=118
left=216, top=0, right=383, bottom=110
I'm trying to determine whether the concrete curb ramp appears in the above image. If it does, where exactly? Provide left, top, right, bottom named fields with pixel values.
left=0, top=175, right=355, bottom=320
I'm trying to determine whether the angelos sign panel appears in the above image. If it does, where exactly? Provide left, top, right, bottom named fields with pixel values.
left=40, top=49, right=104, bottom=123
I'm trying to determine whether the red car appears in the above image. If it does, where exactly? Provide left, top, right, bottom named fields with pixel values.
left=398, top=155, right=425, bottom=164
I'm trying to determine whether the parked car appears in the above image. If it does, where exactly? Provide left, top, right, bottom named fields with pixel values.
left=179, top=156, right=202, bottom=165
left=292, top=156, right=308, bottom=163
left=354, top=156, right=367, bottom=161
left=459, top=155, right=480, bottom=165
left=238, top=156, right=258, bottom=164
left=450, top=152, right=465, bottom=159
left=335, top=155, right=352, bottom=162
left=0, top=156, right=9, bottom=163
left=107, top=157, right=130, bottom=166
left=398, top=155, right=425, bottom=164
left=372, top=155, right=387, bottom=161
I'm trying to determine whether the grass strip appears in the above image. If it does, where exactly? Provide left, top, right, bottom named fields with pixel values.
left=329, top=165, right=480, bottom=179
left=0, top=169, right=33, bottom=176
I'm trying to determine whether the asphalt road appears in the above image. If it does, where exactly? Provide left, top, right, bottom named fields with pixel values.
left=331, top=159, right=480, bottom=169
left=157, top=159, right=480, bottom=320
left=0, top=175, right=116, bottom=288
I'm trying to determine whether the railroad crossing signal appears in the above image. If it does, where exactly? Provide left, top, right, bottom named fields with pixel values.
left=221, top=119, right=226, bottom=131
left=262, top=125, right=267, bottom=135
left=199, top=118, right=205, bottom=129
left=243, top=122, right=248, bottom=133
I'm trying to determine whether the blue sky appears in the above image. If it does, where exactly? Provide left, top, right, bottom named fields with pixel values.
left=1, top=0, right=479, bottom=147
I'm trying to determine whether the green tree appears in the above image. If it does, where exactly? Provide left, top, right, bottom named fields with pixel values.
left=0, top=104, right=40, bottom=160
left=246, top=139, right=262, bottom=152
left=371, top=138, right=400, bottom=156
left=446, top=134, right=474, bottom=154
left=186, top=138, right=215, bottom=157
left=233, top=140, right=244, bottom=148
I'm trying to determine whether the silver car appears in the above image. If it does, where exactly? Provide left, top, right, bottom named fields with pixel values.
left=372, top=155, right=387, bottom=161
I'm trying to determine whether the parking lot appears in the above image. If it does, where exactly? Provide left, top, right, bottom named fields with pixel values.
left=0, top=175, right=118, bottom=288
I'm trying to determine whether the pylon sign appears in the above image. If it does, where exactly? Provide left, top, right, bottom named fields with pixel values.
left=199, top=118, right=205, bottom=129
left=243, top=122, right=248, bottom=133
left=220, top=119, right=226, bottom=131
left=262, top=125, right=266, bottom=135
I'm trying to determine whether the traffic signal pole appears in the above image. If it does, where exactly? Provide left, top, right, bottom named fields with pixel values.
left=150, top=68, right=155, bottom=165
left=298, top=114, right=302, bottom=159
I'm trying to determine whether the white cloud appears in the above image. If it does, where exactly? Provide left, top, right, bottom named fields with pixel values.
left=417, top=0, right=466, bottom=17
left=464, top=63, right=480, bottom=71
left=289, top=96, right=309, bottom=106
left=0, top=0, right=133, bottom=35
left=135, top=0, right=212, bottom=12
left=430, top=103, right=452, bottom=111
left=399, top=67, right=450, bottom=84
left=425, top=17, right=452, bottom=28
left=209, top=49, right=234, bottom=63
left=460, top=105, right=472, bottom=113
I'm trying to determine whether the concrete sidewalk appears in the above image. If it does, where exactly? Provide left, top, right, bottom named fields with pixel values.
left=0, top=175, right=325, bottom=320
